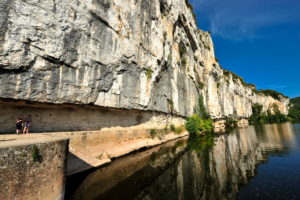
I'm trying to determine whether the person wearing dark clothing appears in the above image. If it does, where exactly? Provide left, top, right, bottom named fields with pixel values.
left=23, top=115, right=32, bottom=134
left=16, top=118, right=23, bottom=135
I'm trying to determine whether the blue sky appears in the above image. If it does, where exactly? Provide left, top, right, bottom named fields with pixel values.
left=190, top=0, right=300, bottom=98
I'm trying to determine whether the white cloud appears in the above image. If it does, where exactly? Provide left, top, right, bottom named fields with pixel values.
left=190, top=0, right=300, bottom=40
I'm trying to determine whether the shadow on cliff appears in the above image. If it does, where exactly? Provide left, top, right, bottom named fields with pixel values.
left=0, top=99, right=168, bottom=134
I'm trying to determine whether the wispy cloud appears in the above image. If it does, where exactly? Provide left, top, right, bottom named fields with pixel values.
left=190, top=0, right=300, bottom=40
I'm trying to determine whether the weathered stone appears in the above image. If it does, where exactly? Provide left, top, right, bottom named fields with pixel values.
left=0, top=0, right=289, bottom=121
left=0, top=139, right=69, bottom=200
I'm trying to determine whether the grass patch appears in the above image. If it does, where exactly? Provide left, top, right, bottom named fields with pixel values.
left=225, top=117, right=238, bottom=131
left=170, top=124, right=176, bottom=132
left=149, top=129, right=158, bottom=138
left=31, top=145, right=42, bottom=163
left=145, top=69, right=153, bottom=80
left=175, top=126, right=184, bottom=134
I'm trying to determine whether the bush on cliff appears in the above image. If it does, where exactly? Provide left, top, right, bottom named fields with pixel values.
left=249, top=103, right=263, bottom=124
left=225, top=117, right=238, bottom=131
left=288, top=97, right=300, bottom=122
left=185, top=95, right=213, bottom=136
left=185, top=114, right=213, bottom=136
left=249, top=103, right=289, bottom=124
left=197, top=95, right=211, bottom=120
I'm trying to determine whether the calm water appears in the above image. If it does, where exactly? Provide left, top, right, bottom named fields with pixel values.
left=66, top=123, right=300, bottom=200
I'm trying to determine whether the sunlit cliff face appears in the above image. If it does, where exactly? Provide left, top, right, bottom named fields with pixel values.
left=0, top=0, right=289, bottom=121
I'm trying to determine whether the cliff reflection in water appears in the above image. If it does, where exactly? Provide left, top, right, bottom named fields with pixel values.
left=67, top=123, right=297, bottom=200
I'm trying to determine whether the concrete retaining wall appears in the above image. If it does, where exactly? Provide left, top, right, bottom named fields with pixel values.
left=0, top=139, right=69, bottom=200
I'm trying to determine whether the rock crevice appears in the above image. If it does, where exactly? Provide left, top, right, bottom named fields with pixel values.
left=0, top=0, right=289, bottom=123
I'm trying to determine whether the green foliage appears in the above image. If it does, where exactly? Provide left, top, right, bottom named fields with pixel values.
left=185, top=114, right=213, bottom=136
left=259, top=89, right=288, bottom=100
left=170, top=124, right=176, bottom=132
left=168, top=53, right=172, bottom=62
left=249, top=103, right=263, bottom=124
left=225, top=117, right=238, bottom=131
left=288, top=97, right=300, bottom=122
left=163, top=31, right=167, bottom=40
left=31, top=145, right=42, bottom=163
left=260, top=112, right=289, bottom=124
left=145, top=69, right=153, bottom=80
left=198, top=81, right=205, bottom=89
left=163, top=126, right=169, bottom=134
left=167, top=99, right=174, bottom=112
left=249, top=103, right=289, bottom=124
left=179, top=43, right=187, bottom=58
left=197, top=95, right=210, bottom=120
left=149, top=129, right=158, bottom=138
left=181, top=57, right=187, bottom=68
left=223, top=69, right=251, bottom=87
left=175, top=126, right=184, bottom=134
left=187, top=133, right=214, bottom=152
left=20, top=152, right=27, bottom=158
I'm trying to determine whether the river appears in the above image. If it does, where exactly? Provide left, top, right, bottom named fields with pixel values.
left=65, top=123, right=300, bottom=200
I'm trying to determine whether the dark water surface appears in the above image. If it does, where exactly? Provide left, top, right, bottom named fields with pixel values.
left=66, top=123, right=300, bottom=200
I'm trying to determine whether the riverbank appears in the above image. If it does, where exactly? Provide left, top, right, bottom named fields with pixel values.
left=0, top=127, right=188, bottom=200
left=65, top=123, right=299, bottom=200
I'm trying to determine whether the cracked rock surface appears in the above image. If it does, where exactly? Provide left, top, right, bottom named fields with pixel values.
left=0, top=0, right=289, bottom=119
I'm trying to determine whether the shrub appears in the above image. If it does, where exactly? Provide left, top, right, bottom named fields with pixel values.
left=249, top=103, right=289, bottom=124
left=179, top=43, right=187, bottom=57
left=187, top=133, right=214, bottom=152
left=163, top=126, right=169, bottom=134
left=288, top=97, right=300, bottom=122
left=197, top=96, right=210, bottom=120
left=249, top=103, right=263, bottom=124
left=185, top=114, right=213, bottom=136
left=259, top=89, right=287, bottom=100
left=198, top=81, right=205, bottom=89
left=170, top=124, right=176, bottom=132
left=149, top=129, right=157, bottom=138
left=168, top=99, right=174, bottom=112
left=31, top=145, right=42, bottom=163
left=145, top=69, right=153, bottom=80
left=181, top=57, right=187, bottom=68
left=175, top=126, right=184, bottom=134
left=225, top=117, right=238, bottom=131
left=163, top=31, right=167, bottom=40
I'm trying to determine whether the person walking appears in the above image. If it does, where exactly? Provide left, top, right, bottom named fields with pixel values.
left=23, top=115, right=32, bottom=134
left=16, top=118, right=23, bottom=135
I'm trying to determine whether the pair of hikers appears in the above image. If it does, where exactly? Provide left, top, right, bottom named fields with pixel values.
left=16, top=115, right=32, bottom=134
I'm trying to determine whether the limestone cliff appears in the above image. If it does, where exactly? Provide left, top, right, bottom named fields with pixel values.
left=0, top=0, right=289, bottom=121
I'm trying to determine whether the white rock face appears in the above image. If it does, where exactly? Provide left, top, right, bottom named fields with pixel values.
left=0, top=0, right=289, bottom=119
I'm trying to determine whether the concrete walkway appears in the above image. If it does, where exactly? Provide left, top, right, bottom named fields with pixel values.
left=0, top=132, right=69, bottom=147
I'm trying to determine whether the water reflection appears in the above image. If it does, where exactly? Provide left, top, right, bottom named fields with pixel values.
left=66, top=123, right=299, bottom=200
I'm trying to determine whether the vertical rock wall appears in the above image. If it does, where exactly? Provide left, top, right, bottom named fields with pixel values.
left=0, top=0, right=289, bottom=128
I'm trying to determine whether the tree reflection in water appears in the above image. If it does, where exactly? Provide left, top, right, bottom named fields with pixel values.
left=66, top=123, right=299, bottom=200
